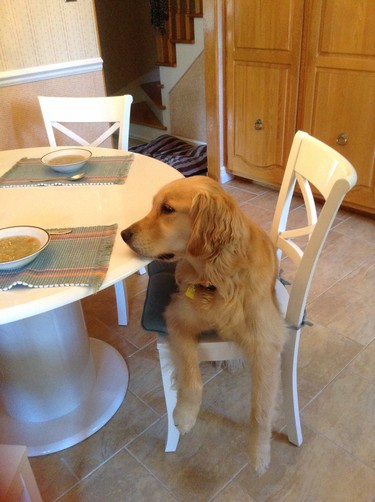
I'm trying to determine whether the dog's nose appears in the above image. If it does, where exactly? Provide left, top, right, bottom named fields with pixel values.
left=121, top=228, right=133, bottom=243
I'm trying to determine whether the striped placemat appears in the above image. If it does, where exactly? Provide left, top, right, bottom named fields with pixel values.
left=0, top=225, right=118, bottom=291
left=0, top=155, right=134, bottom=187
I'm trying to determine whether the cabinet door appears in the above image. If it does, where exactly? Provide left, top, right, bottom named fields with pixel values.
left=299, top=0, right=375, bottom=213
left=225, top=0, right=304, bottom=185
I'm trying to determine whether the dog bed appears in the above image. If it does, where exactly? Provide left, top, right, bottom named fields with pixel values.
left=129, top=135, right=207, bottom=177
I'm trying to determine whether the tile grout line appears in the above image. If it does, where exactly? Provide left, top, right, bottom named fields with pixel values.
left=125, top=335, right=158, bottom=357
left=299, top=341, right=370, bottom=415
left=300, top=422, right=375, bottom=473
left=207, top=462, right=250, bottom=502
left=125, top=413, right=164, bottom=450
left=53, top=393, right=162, bottom=501
left=125, top=388, right=164, bottom=421
left=53, top=414, right=163, bottom=502
left=306, top=255, right=374, bottom=308
left=125, top=446, right=180, bottom=501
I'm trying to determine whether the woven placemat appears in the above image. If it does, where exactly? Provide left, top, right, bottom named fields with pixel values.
left=0, top=224, right=118, bottom=291
left=0, top=155, right=134, bottom=187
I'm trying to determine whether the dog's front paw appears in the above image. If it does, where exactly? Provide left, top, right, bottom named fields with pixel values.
left=252, top=450, right=270, bottom=476
left=249, top=432, right=271, bottom=476
left=173, top=401, right=199, bottom=434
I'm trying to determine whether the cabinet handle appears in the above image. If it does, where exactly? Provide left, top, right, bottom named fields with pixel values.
left=254, top=118, right=263, bottom=130
left=336, top=133, right=348, bottom=146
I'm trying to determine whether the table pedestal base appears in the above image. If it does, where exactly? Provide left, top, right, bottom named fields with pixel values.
left=0, top=337, right=128, bottom=456
left=0, top=300, right=128, bottom=457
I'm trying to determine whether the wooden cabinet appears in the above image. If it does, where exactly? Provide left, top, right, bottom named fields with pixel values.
left=225, top=0, right=304, bottom=187
left=299, top=0, right=375, bottom=212
left=223, top=0, right=375, bottom=213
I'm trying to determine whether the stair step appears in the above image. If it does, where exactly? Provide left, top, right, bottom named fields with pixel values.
left=155, top=0, right=203, bottom=67
left=141, top=81, right=166, bottom=110
left=188, top=12, right=203, bottom=18
left=169, top=38, right=195, bottom=44
left=172, top=15, right=195, bottom=42
left=155, top=33, right=177, bottom=67
left=131, top=102, right=167, bottom=130
left=190, top=0, right=203, bottom=17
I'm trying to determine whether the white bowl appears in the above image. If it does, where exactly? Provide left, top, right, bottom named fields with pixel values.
left=0, top=226, right=50, bottom=271
left=41, top=148, right=92, bottom=173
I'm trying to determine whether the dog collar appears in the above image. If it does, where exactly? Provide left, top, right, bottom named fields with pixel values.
left=185, top=283, right=216, bottom=300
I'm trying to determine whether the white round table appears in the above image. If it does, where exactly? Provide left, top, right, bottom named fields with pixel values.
left=0, top=147, right=182, bottom=456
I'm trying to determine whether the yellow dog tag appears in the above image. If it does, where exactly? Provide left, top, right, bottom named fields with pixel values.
left=185, top=284, right=195, bottom=299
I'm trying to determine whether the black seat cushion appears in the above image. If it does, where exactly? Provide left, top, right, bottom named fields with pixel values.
left=142, top=261, right=220, bottom=344
left=141, top=261, right=177, bottom=335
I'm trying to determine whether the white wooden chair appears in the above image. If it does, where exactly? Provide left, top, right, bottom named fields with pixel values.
left=141, top=130, right=357, bottom=452
left=38, top=95, right=139, bottom=326
left=38, top=95, right=133, bottom=150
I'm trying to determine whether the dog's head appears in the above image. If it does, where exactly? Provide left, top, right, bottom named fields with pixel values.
left=121, top=176, right=248, bottom=262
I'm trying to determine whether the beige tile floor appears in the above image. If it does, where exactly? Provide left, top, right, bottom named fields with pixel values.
left=29, top=178, right=375, bottom=502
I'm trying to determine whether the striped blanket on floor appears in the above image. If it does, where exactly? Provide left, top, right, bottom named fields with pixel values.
left=129, top=135, right=207, bottom=177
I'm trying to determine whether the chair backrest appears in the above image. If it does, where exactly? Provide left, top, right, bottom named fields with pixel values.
left=270, top=130, right=357, bottom=330
left=38, top=95, right=133, bottom=150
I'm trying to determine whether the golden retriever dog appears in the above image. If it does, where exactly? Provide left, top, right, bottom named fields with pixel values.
left=121, top=176, right=286, bottom=474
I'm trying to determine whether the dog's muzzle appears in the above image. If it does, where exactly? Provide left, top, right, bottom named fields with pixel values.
left=121, top=228, right=175, bottom=261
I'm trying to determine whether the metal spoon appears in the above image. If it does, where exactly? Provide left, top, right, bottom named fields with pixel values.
left=48, top=229, right=73, bottom=235
left=31, top=172, right=86, bottom=182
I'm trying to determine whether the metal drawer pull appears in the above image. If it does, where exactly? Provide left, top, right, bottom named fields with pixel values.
left=254, top=118, right=263, bottom=130
left=336, top=133, right=348, bottom=146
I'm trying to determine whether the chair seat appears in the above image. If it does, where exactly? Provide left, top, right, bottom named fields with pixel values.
left=142, top=261, right=244, bottom=363
left=142, top=261, right=220, bottom=338
left=142, top=261, right=290, bottom=336
left=141, top=261, right=177, bottom=335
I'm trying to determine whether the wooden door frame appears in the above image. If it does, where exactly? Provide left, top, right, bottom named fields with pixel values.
left=203, top=0, right=227, bottom=182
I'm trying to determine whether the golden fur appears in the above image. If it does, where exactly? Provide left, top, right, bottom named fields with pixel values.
left=122, top=176, right=286, bottom=474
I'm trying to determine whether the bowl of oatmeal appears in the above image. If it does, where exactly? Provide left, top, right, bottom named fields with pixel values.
left=41, top=148, right=92, bottom=173
left=0, top=226, right=50, bottom=271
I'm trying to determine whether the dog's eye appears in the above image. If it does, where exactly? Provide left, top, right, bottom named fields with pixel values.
left=161, top=203, right=175, bottom=214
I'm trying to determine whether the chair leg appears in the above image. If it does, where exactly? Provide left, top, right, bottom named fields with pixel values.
left=157, top=341, right=180, bottom=452
left=114, top=280, right=129, bottom=326
left=281, top=328, right=303, bottom=446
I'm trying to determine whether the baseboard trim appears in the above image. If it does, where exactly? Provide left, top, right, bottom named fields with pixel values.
left=0, top=58, right=103, bottom=88
left=220, top=165, right=233, bottom=184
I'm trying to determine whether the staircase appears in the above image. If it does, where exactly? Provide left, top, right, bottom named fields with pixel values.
left=154, top=0, right=204, bottom=67
left=130, top=0, right=204, bottom=143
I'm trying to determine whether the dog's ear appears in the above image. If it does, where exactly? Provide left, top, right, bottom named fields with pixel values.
left=187, top=191, right=242, bottom=258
